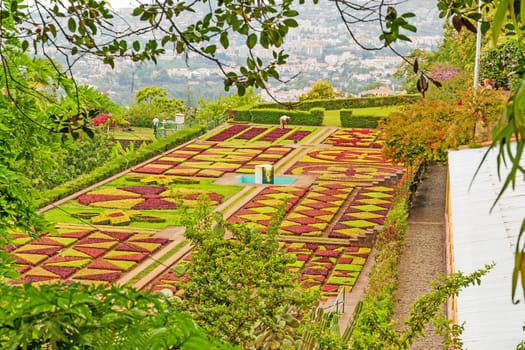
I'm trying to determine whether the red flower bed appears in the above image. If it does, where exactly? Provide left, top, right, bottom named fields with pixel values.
left=321, top=284, right=339, bottom=292
left=114, top=242, right=150, bottom=253
left=118, top=186, right=166, bottom=195
left=207, top=125, right=250, bottom=141
left=286, top=130, right=310, bottom=141
left=74, top=247, right=107, bottom=258
left=258, top=128, right=290, bottom=141
left=130, top=237, right=169, bottom=245
left=235, top=127, right=267, bottom=140
left=133, top=198, right=177, bottom=210
left=303, top=268, right=329, bottom=276
left=133, top=167, right=168, bottom=174
left=43, top=266, right=76, bottom=278
left=87, top=259, right=125, bottom=271
left=74, top=272, right=122, bottom=282
left=17, top=247, right=61, bottom=255
left=288, top=217, right=324, bottom=225
left=78, top=194, right=136, bottom=205
left=107, top=253, right=147, bottom=262
left=315, top=250, right=340, bottom=257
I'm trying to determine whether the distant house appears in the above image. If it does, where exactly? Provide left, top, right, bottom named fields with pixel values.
left=359, top=86, right=400, bottom=97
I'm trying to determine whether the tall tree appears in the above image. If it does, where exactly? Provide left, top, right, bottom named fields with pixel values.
left=299, top=80, right=341, bottom=101
left=127, top=86, right=187, bottom=126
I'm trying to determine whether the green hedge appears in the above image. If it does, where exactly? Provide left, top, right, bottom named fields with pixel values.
left=233, top=108, right=324, bottom=126
left=255, top=94, right=419, bottom=111
left=340, top=109, right=381, bottom=128
left=37, top=125, right=206, bottom=208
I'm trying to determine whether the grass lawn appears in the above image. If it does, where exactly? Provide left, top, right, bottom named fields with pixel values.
left=323, top=106, right=404, bottom=127
left=350, top=105, right=403, bottom=117
left=323, top=110, right=341, bottom=126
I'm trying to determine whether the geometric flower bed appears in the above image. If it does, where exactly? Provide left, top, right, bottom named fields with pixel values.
left=283, top=242, right=371, bottom=297
left=77, top=185, right=223, bottom=210
left=288, top=163, right=405, bottom=185
left=298, top=147, right=390, bottom=164
left=202, top=124, right=315, bottom=144
left=286, top=144, right=405, bottom=185
left=278, top=182, right=354, bottom=237
left=323, top=128, right=382, bottom=148
left=133, top=141, right=293, bottom=177
left=329, top=185, right=394, bottom=240
left=206, top=124, right=251, bottom=142
left=227, top=186, right=308, bottom=232
left=146, top=252, right=192, bottom=296
left=145, top=242, right=371, bottom=299
left=22, top=123, right=406, bottom=302
left=8, top=226, right=170, bottom=284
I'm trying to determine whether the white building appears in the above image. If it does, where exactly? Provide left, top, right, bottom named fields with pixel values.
left=447, top=144, right=525, bottom=349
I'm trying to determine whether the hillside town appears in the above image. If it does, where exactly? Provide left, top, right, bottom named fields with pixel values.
left=66, top=2, right=442, bottom=104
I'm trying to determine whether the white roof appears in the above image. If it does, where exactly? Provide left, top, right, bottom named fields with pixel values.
left=448, top=144, right=525, bottom=349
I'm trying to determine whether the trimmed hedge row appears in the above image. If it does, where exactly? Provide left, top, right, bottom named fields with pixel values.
left=37, top=125, right=207, bottom=208
left=233, top=107, right=324, bottom=126
left=255, top=94, right=419, bottom=111
left=340, top=109, right=381, bottom=128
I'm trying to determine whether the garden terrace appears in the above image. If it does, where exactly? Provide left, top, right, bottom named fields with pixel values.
left=9, top=124, right=405, bottom=300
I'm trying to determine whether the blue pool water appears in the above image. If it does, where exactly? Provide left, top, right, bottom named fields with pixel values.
left=235, top=175, right=297, bottom=185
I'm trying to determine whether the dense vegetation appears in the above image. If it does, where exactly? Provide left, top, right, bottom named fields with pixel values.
left=0, top=0, right=523, bottom=348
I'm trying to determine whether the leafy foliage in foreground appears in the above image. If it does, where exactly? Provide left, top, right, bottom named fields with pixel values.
left=0, top=282, right=237, bottom=350
left=179, top=200, right=318, bottom=348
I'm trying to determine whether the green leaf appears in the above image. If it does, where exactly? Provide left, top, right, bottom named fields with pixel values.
left=247, top=33, right=257, bottom=49
left=68, top=18, right=76, bottom=32
left=132, top=6, right=143, bottom=16
left=401, top=12, right=416, bottom=18
left=283, top=18, right=298, bottom=28
left=246, top=57, right=255, bottom=70
left=220, top=32, right=229, bottom=49
left=283, top=10, right=299, bottom=17
left=402, top=23, right=417, bottom=32
left=492, top=0, right=510, bottom=44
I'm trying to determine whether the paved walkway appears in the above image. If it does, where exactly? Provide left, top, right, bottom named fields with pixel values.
left=393, top=164, right=447, bottom=349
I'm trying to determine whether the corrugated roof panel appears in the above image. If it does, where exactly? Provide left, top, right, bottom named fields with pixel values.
left=448, top=144, right=525, bottom=349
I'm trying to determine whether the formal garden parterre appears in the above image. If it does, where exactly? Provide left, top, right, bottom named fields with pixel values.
left=6, top=124, right=405, bottom=299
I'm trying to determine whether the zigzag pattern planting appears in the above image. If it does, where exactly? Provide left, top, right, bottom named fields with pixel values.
left=9, top=227, right=169, bottom=284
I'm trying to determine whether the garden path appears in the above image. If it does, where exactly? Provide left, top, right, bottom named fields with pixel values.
left=393, top=164, right=447, bottom=349
left=333, top=164, right=447, bottom=347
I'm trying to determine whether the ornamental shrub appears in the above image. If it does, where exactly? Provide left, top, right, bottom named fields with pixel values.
left=255, top=94, right=419, bottom=110
left=233, top=108, right=323, bottom=126
left=381, top=88, right=507, bottom=165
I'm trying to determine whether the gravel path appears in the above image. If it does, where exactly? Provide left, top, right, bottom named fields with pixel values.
left=393, top=164, right=447, bottom=349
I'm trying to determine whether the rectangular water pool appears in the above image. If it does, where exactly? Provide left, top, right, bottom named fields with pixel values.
left=235, top=175, right=296, bottom=185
